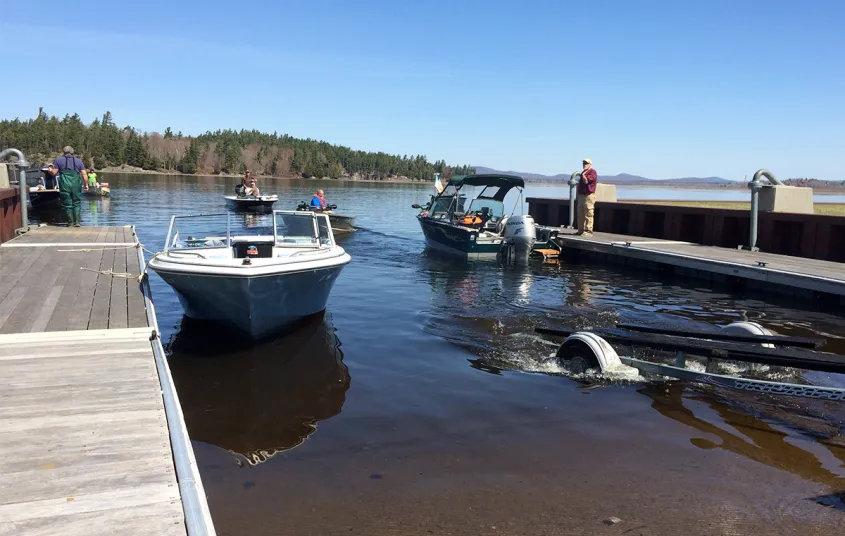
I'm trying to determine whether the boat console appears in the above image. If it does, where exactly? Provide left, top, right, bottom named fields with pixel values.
left=233, top=241, right=274, bottom=259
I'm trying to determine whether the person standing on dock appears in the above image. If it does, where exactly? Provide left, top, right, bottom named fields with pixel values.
left=576, top=158, right=597, bottom=236
left=49, top=146, right=88, bottom=226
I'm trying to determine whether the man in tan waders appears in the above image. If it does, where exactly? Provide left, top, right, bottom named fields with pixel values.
left=576, top=158, right=597, bottom=236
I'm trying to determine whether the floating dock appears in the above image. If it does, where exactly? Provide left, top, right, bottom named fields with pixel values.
left=0, top=226, right=215, bottom=535
left=554, top=229, right=845, bottom=301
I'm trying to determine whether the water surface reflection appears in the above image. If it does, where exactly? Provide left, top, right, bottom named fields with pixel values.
left=640, top=383, right=845, bottom=491
left=167, top=313, right=349, bottom=466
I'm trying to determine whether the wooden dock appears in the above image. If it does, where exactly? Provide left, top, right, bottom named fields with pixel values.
left=0, top=226, right=214, bottom=535
left=555, top=229, right=845, bottom=301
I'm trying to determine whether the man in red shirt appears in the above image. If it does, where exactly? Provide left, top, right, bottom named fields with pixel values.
left=576, top=158, right=597, bottom=236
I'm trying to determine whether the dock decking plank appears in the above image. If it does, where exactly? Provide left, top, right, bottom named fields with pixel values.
left=83, top=245, right=116, bottom=331
left=556, top=230, right=845, bottom=297
left=0, top=330, right=186, bottom=536
left=54, top=245, right=105, bottom=332
left=45, top=247, right=94, bottom=332
left=108, top=242, right=129, bottom=329
left=0, top=248, right=65, bottom=334
left=0, top=227, right=199, bottom=535
left=0, top=248, right=47, bottom=303
left=0, top=495, right=185, bottom=536
left=27, top=247, right=89, bottom=333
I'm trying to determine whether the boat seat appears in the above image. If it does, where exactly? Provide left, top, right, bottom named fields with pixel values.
left=233, top=242, right=274, bottom=258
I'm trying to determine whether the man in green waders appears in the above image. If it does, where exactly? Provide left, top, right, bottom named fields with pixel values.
left=49, top=146, right=88, bottom=226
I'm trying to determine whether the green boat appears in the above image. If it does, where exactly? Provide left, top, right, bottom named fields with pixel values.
left=412, top=174, right=538, bottom=261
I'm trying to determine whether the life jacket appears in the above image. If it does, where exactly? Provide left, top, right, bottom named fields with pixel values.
left=461, top=215, right=482, bottom=225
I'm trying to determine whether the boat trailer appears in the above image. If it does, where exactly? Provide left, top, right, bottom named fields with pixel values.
left=535, top=321, right=845, bottom=401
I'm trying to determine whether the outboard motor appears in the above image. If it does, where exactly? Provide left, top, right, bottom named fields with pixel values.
left=501, top=214, right=537, bottom=262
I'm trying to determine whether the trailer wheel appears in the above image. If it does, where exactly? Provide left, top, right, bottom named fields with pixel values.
left=556, top=339, right=601, bottom=373
left=723, top=321, right=775, bottom=348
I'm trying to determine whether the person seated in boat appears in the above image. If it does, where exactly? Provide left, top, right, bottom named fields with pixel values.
left=241, top=170, right=260, bottom=197
left=87, top=169, right=98, bottom=188
left=310, top=189, right=327, bottom=211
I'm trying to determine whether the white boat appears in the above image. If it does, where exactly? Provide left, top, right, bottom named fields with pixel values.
left=148, top=210, right=351, bottom=339
left=224, top=193, right=279, bottom=212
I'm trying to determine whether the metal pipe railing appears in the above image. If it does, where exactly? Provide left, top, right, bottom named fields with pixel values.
left=0, top=148, right=30, bottom=233
left=747, top=169, right=781, bottom=251
left=568, top=172, right=581, bottom=228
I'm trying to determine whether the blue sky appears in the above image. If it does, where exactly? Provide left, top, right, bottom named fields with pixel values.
left=3, top=0, right=843, bottom=180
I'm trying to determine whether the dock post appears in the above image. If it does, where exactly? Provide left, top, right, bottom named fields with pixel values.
left=18, top=167, right=28, bottom=233
left=0, top=148, right=29, bottom=233
left=568, top=171, right=580, bottom=228
left=747, top=169, right=781, bottom=251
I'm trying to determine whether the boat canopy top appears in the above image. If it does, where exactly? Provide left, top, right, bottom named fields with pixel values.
left=447, top=174, right=524, bottom=200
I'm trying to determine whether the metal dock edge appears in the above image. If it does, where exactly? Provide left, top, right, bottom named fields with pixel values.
left=133, top=227, right=216, bottom=536
left=556, top=231, right=845, bottom=300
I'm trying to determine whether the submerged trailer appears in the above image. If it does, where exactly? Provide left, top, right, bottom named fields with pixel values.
left=536, top=321, right=845, bottom=402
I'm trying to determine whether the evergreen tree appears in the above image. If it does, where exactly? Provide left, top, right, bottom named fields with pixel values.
left=0, top=109, right=475, bottom=181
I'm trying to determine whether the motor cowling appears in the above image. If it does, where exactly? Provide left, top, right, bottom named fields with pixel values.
left=502, top=215, right=537, bottom=251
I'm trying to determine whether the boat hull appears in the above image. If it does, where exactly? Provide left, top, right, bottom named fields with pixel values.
left=328, top=213, right=356, bottom=232
left=225, top=196, right=278, bottom=213
left=28, top=190, right=61, bottom=209
left=417, top=217, right=503, bottom=260
left=83, top=186, right=110, bottom=197
left=153, top=264, right=346, bottom=339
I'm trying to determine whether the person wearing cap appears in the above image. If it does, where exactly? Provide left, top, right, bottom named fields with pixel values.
left=49, top=146, right=88, bottom=226
left=577, top=158, right=597, bottom=236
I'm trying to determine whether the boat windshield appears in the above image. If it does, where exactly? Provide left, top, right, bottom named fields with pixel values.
left=476, top=185, right=503, bottom=200
left=316, top=214, right=334, bottom=245
left=165, top=214, right=231, bottom=252
left=429, top=194, right=467, bottom=218
left=274, top=212, right=320, bottom=246
left=466, top=198, right=504, bottom=220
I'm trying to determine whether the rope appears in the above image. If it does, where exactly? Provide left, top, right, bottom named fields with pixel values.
left=57, top=243, right=158, bottom=254
left=80, top=267, right=139, bottom=280
left=58, top=245, right=139, bottom=252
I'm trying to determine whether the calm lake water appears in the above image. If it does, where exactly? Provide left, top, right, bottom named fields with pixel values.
left=32, top=174, right=845, bottom=535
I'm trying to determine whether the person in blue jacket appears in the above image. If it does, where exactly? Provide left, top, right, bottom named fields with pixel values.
left=310, top=189, right=327, bottom=211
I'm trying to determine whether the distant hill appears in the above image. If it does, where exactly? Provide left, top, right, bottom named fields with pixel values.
left=784, top=178, right=845, bottom=190
left=474, top=166, right=734, bottom=185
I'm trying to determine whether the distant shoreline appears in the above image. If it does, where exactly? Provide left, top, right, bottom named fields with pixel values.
left=97, top=167, right=423, bottom=185
left=93, top=168, right=845, bottom=193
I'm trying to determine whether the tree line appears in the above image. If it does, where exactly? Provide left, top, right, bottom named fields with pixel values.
left=0, top=109, right=475, bottom=181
